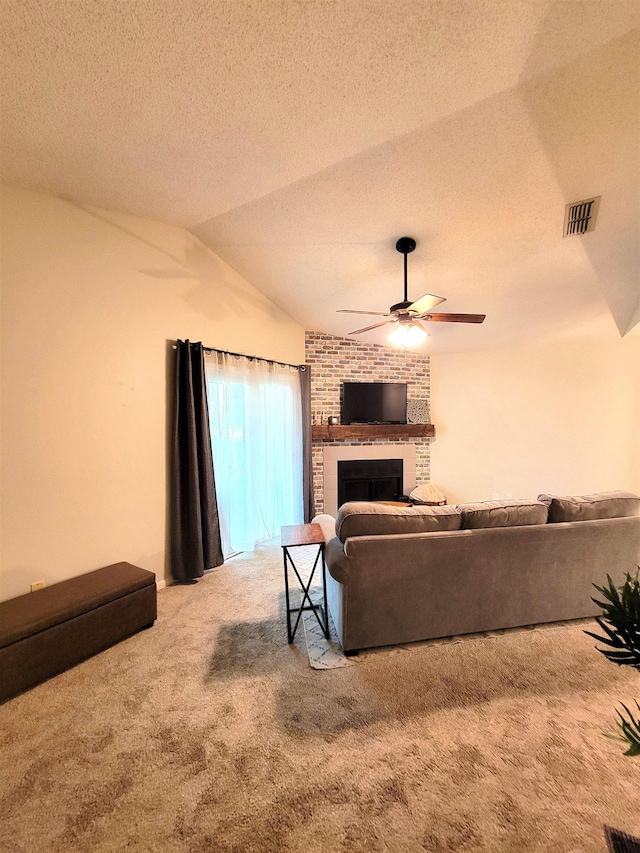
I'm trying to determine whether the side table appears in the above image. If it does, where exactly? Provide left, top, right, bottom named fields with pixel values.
left=281, top=523, right=329, bottom=644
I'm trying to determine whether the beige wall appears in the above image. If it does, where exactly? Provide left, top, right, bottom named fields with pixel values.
left=430, top=336, right=640, bottom=505
left=3, top=185, right=636, bottom=602
left=0, top=186, right=304, bottom=601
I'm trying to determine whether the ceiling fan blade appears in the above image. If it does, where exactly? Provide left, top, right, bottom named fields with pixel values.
left=419, top=313, right=486, bottom=323
left=337, top=309, right=391, bottom=316
left=407, top=293, right=446, bottom=314
left=348, top=320, right=392, bottom=335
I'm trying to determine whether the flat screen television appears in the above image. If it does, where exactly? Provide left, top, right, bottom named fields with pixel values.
left=341, top=382, right=407, bottom=424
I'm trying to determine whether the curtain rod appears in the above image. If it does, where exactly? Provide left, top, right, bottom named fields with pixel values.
left=173, top=341, right=304, bottom=371
left=204, top=346, right=305, bottom=370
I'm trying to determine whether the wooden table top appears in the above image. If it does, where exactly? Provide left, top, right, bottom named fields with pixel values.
left=281, top=522, right=325, bottom=548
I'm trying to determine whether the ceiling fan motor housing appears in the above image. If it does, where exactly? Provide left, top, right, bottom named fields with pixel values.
left=396, top=237, right=416, bottom=254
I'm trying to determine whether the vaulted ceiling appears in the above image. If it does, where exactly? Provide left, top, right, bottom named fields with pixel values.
left=2, top=0, right=639, bottom=352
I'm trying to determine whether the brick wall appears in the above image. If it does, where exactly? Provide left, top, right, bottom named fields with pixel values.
left=305, top=330, right=432, bottom=513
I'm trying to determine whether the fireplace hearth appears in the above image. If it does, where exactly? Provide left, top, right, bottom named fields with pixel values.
left=337, top=458, right=403, bottom=507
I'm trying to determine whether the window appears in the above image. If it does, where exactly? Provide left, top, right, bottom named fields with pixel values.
left=206, top=352, right=303, bottom=556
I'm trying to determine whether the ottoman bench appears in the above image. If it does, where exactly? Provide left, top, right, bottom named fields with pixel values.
left=0, top=562, right=157, bottom=703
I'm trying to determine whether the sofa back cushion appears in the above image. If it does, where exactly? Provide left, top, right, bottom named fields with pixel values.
left=335, top=501, right=461, bottom=542
left=458, top=499, right=548, bottom=529
left=537, top=491, right=640, bottom=523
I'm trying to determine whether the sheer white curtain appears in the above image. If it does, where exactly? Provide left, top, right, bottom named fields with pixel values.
left=205, top=352, right=303, bottom=556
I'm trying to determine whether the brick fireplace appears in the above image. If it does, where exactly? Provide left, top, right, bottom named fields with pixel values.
left=305, top=331, right=431, bottom=514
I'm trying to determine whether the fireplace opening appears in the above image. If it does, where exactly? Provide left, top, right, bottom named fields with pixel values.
left=337, top=458, right=403, bottom=508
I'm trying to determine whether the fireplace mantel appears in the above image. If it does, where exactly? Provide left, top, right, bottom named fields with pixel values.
left=312, top=423, right=435, bottom=441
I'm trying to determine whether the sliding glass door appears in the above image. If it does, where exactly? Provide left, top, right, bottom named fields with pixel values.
left=205, top=352, right=303, bottom=556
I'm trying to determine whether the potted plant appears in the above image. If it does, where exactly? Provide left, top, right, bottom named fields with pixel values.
left=586, top=570, right=640, bottom=755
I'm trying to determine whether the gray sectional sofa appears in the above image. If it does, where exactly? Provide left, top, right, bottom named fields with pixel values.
left=321, top=491, right=640, bottom=653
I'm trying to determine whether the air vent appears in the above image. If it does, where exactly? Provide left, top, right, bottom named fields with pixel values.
left=563, top=196, right=600, bottom=237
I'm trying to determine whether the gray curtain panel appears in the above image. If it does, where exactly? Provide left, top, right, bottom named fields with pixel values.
left=299, top=364, right=315, bottom=523
left=170, top=340, right=224, bottom=580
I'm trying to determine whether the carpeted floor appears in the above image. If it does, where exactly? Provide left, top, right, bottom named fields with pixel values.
left=1, top=544, right=639, bottom=852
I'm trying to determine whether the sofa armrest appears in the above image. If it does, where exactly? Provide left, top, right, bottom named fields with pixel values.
left=325, top=536, right=350, bottom=584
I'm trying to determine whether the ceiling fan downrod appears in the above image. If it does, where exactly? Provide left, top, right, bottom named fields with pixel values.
left=391, top=236, right=416, bottom=313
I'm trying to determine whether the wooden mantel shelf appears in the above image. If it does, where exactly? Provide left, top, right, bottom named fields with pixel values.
left=312, top=423, right=435, bottom=441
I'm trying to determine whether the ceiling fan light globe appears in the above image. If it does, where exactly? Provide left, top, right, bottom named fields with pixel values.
left=387, top=323, right=428, bottom=347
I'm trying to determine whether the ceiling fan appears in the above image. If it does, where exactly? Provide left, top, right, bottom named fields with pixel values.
left=338, top=237, right=486, bottom=347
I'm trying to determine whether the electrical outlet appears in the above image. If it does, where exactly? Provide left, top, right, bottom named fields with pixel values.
left=30, top=580, right=45, bottom=592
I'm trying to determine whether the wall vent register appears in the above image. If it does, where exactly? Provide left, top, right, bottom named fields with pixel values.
left=563, top=196, right=600, bottom=237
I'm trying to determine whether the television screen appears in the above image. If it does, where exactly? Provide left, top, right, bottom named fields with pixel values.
left=341, top=382, right=407, bottom=424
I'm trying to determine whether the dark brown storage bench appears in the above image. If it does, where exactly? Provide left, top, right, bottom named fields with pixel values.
left=0, top=562, right=157, bottom=703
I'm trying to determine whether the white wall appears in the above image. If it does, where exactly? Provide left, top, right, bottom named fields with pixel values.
left=0, top=186, right=304, bottom=601
left=430, top=336, right=640, bottom=505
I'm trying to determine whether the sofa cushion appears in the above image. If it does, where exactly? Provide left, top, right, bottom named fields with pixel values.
left=335, top=501, right=461, bottom=542
left=459, top=499, right=548, bottom=529
left=537, top=491, right=640, bottom=523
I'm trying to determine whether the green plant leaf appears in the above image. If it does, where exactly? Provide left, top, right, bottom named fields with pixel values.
left=611, top=700, right=640, bottom=756
left=589, top=570, right=640, bottom=755
left=587, top=572, right=640, bottom=674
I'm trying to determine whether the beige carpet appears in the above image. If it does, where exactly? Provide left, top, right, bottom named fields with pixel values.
left=1, top=544, right=639, bottom=853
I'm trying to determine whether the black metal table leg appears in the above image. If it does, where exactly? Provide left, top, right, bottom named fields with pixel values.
left=321, top=548, right=329, bottom=638
left=281, top=523, right=330, bottom=644
left=283, top=544, right=293, bottom=643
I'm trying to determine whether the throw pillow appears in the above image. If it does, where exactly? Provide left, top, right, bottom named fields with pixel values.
left=410, top=484, right=447, bottom=505
left=311, top=513, right=337, bottom=543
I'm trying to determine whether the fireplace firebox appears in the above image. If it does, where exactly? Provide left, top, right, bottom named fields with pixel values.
left=337, top=458, right=403, bottom=508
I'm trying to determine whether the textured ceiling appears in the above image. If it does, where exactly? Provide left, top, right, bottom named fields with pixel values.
left=2, top=0, right=639, bottom=352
